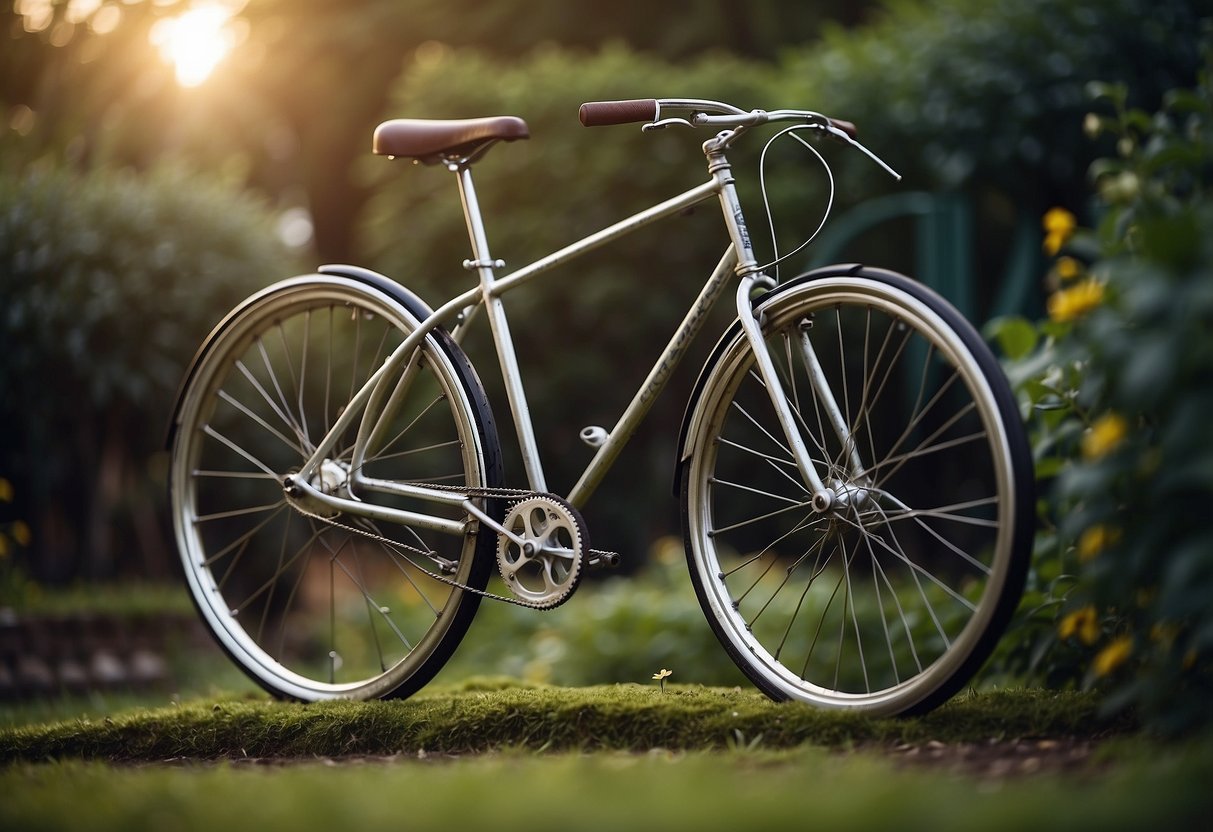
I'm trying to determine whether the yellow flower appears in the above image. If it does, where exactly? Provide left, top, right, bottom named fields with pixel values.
left=1082, top=413, right=1128, bottom=460
left=1077, top=524, right=1119, bottom=563
left=1093, top=635, right=1132, bottom=677
left=0, top=478, right=12, bottom=503
left=1058, top=605, right=1100, bottom=646
left=1042, top=207, right=1077, bottom=255
left=1055, top=256, right=1083, bottom=282
left=10, top=521, right=31, bottom=547
left=1047, top=279, right=1104, bottom=322
left=652, top=667, right=673, bottom=693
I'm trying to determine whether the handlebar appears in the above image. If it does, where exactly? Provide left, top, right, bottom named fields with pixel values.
left=578, top=97, right=898, bottom=181
left=578, top=98, right=858, bottom=141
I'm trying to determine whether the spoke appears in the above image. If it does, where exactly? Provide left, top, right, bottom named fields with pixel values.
left=872, top=399, right=976, bottom=492
left=861, top=429, right=988, bottom=481
left=838, top=515, right=870, bottom=693
left=320, top=533, right=415, bottom=654
left=717, top=436, right=812, bottom=496
left=735, top=514, right=824, bottom=610
left=868, top=531, right=923, bottom=677
left=720, top=513, right=822, bottom=579
left=772, top=530, right=833, bottom=660
left=273, top=520, right=316, bottom=658
left=867, top=490, right=996, bottom=574
left=872, top=367, right=965, bottom=490
left=192, top=469, right=279, bottom=480
left=709, top=499, right=813, bottom=537
left=202, top=423, right=281, bottom=479
left=235, top=359, right=309, bottom=453
left=747, top=367, right=834, bottom=477
left=202, top=503, right=289, bottom=568
left=358, top=519, right=442, bottom=616
left=370, top=438, right=462, bottom=466
left=834, top=509, right=976, bottom=615
left=193, top=499, right=282, bottom=524
left=298, top=311, right=311, bottom=443
left=256, top=511, right=294, bottom=645
left=836, top=511, right=960, bottom=655
left=324, top=305, right=334, bottom=436
left=231, top=522, right=326, bottom=616
left=709, top=476, right=804, bottom=505
left=259, top=337, right=306, bottom=449
left=867, top=529, right=899, bottom=686
left=870, top=495, right=1000, bottom=529
left=747, top=522, right=831, bottom=632
left=800, top=558, right=847, bottom=681
left=217, top=389, right=306, bottom=457
left=834, top=305, right=854, bottom=471
left=840, top=320, right=913, bottom=475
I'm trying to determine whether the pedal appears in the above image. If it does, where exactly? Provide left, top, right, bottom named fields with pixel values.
left=588, top=549, right=621, bottom=570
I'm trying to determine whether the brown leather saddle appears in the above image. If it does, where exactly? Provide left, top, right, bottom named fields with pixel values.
left=373, top=116, right=530, bottom=164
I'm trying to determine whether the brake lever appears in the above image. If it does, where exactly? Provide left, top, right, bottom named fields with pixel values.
left=642, top=117, right=696, bottom=131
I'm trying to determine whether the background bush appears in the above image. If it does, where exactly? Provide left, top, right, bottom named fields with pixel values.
left=0, top=165, right=294, bottom=586
left=988, top=55, right=1213, bottom=732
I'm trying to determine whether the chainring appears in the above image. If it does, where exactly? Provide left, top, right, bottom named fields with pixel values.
left=495, top=494, right=588, bottom=610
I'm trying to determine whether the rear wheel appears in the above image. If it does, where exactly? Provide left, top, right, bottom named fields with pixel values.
left=170, top=276, right=501, bottom=701
left=681, top=267, right=1033, bottom=715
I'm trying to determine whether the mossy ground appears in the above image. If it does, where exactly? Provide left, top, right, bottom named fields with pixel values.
left=1, top=681, right=1124, bottom=763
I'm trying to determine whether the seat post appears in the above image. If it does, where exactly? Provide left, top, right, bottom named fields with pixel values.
left=451, top=163, right=498, bottom=274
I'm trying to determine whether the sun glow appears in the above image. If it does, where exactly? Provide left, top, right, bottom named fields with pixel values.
left=150, top=5, right=239, bottom=87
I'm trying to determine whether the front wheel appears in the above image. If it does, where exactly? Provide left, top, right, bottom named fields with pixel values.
left=680, top=267, right=1033, bottom=716
left=169, top=275, right=502, bottom=701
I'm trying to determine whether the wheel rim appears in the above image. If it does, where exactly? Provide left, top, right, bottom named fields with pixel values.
left=172, top=280, right=487, bottom=699
left=686, top=278, right=1020, bottom=713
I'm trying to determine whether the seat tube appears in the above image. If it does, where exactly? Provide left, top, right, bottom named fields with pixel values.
left=453, top=164, right=548, bottom=492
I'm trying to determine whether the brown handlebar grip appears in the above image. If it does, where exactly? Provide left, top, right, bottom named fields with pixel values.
left=579, top=99, right=660, bottom=127
left=827, top=118, right=858, bottom=140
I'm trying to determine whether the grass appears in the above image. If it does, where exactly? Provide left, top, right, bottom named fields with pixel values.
left=2, top=683, right=1210, bottom=830
left=2, top=735, right=1212, bottom=832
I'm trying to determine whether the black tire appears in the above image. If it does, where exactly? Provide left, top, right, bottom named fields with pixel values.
left=169, top=275, right=502, bottom=701
left=680, top=266, right=1033, bottom=715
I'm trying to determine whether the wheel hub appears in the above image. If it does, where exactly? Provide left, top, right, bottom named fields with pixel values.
left=283, top=459, right=351, bottom=519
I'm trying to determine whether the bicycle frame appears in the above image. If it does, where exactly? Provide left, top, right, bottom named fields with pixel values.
left=287, top=136, right=842, bottom=534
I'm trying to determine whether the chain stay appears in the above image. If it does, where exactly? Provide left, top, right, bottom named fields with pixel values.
left=287, top=482, right=614, bottom=610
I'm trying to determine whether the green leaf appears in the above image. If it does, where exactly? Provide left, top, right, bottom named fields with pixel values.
left=987, top=315, right=1039, bottom=360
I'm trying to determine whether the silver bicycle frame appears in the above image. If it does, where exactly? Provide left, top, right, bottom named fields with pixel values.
left=289, top=138, right=835, bottom=528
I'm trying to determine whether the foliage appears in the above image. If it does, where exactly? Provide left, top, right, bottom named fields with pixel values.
left=0, top=164, right=293, bottom=583
left=987, top=57, right=1213, bottom=733
left=2, top=0, right=878, bottom=267
left=434, top=543, right=750, bottom=687
left=780, top=0, right=1207, bottom=205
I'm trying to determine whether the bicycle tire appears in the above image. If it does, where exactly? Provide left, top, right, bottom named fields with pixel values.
left=169, top=275, right=502, bottom=701
left=679, top=266, right=1033, bottom=715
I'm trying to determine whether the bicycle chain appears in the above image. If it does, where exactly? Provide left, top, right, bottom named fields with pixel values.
left=286, top=483, right=606, bottom=610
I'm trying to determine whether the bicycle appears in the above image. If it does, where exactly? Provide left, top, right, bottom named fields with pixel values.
left=167, top=97, right=1034, bottom=715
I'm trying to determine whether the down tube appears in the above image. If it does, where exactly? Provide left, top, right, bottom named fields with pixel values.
left=566, top=245, right=738, bottom=508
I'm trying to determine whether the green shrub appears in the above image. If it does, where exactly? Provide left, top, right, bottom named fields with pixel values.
left=435, top=538, right=748, bottom=687
left=988, top=58, right=1213, bottom=732
left=0, top=164, right=294, bottom=584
